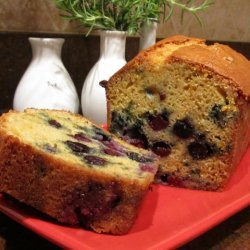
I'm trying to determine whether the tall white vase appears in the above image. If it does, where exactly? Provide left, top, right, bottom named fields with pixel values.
left=13, top=38, right=79, bottom=113
left=81, top=30, right=127, bottom=124
left=139, top=22, right=158, bottom=51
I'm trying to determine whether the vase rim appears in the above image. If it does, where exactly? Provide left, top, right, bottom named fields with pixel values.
left=99, top=30, right=127, bottom=35
left=28, top=37, right=65, bottom=42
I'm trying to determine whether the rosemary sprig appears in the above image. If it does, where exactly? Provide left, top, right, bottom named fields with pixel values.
left=53, top=0, right=213, bottom=35
left=165, top=0, right=215, bottom=26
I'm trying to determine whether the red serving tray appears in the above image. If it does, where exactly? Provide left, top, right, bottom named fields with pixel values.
left=0, top=145, right=249, bottom=250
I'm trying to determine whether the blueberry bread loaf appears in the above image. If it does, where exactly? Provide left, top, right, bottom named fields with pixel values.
left=103, top=35, right=250, bottom=191
left=0, top=109, right=158, bottom=235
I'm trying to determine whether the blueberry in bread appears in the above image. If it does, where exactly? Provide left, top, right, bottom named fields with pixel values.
left=103, top=35, right=250, bottom=191
left=0, top=109, right=158, bottom=235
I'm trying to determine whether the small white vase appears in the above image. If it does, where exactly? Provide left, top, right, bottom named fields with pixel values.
left=13, top=37, right=79, bottom=113
left=139, top=22, right=158, bottom=51
left=81, top=30, right=127, bottom=124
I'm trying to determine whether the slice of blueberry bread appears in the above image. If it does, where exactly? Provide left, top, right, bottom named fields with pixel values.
left=103, top=35, right=250, bottom=191
left=0, top=109, right=158, bottom=235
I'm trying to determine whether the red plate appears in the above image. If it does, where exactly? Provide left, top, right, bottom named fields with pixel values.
left=0, top=146, right=249, bottom=250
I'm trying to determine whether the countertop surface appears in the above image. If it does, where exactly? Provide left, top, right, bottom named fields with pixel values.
left=0, top=206, right=249, bottom=250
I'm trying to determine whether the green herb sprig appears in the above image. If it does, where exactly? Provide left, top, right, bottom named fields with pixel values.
left=164, top=0, right=214, bottom=26
left=53, top=0, right=213, bottom=35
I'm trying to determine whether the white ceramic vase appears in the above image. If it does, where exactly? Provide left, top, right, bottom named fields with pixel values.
left=139, top=22, right=158, bottom=51
left=81, top=30, right=127, bottom=124
left=13, top=37, right=79, bottom=113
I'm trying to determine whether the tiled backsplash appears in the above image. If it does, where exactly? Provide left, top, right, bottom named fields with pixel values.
left=0, top=0, right=249, bottom=42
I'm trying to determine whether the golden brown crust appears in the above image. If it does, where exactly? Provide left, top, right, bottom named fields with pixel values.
left=0, top=110, right=155, bottom=235
left=140, top=35, right=205, bottom=51
left=231, top=98, right=250, bottom=169
left=170, top=43, right=250, bottom=100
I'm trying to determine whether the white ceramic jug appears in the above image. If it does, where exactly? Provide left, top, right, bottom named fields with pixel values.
left=139, top=22, right=158, bottom=51
left=81, top=30, right=127, bottom=124
left=13, top=38, right=79, bottom=113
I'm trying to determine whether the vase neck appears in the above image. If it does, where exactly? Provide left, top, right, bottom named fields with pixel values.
left=29, top=38, right=64, bottom=60
left=139, top=22, right=158, bottom=51
left=99, top=31, right=126, bottom=60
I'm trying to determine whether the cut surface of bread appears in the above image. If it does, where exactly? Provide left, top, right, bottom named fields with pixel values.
left=0, top=109, right=158, bottom=235
left=104, top=35, right=250, bottom=191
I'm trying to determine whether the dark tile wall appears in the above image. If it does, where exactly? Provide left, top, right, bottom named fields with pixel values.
left=0, top=32, right=249, bottom=113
